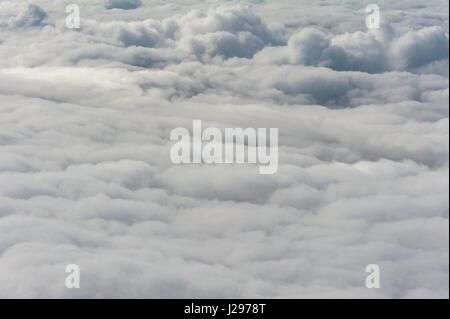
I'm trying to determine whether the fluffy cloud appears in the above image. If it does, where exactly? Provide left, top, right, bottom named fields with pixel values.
left=390, top=26, right=449, bottom=71
left=105, top=0, right=142, bottom=10
left=0, top=2, right=47, bottom=28
left=0, top=0, right=448, bottom=298
left=257, top=25, right=449, bottom=74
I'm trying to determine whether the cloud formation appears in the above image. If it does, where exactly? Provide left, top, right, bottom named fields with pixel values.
left=0, top=0, right=448, bottom=298
left=105, top=0, right=142, bottom=10
left=0, top=2, right=46, bottom=28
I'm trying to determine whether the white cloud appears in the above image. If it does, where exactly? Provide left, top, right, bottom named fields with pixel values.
left=0, top=2, right=47, bottom=28
left=105, top=0, right=142, bottom=10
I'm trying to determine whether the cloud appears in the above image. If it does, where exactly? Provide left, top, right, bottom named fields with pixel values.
left=105, top=0, right=142, bottom=10
left=0, top=0, right=448, bottom=298
left=389, top=26, right=450, bottom=70
left=174, top=4, right=284, bottom=60
left=0, top=2, right=47, bottom=28
left=257, top=24, right=449, bottom=74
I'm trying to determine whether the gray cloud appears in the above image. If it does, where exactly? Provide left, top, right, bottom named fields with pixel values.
left=0, top=2, right=47, bottom=28
left=0, top=0, right=448, bottom=298
left=105, top=0, right=142, bottom=10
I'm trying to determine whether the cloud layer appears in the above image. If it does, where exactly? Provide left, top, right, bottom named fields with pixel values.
left=0, top=0, right=448, bottom=298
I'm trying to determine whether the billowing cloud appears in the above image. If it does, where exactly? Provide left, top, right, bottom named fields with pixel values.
left=0, top=2, right=47, bottom=28
left=0, top=0, right=448, bottom=298
left=105, top=0, right=142, bottom=10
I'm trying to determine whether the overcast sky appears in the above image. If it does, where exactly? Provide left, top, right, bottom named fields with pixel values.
left=0, top=0, right=448, bottom=298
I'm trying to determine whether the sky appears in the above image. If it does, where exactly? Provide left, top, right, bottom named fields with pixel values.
left=0, top=0, right=448, bottom=298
